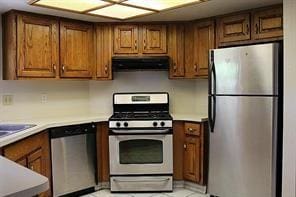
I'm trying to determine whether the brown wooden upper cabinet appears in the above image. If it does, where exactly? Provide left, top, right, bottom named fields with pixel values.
left=142, top=25, right=167, bottom=54
left=3, top=12, right=59, bottom=79
left=217, top=13, right=251, bottom=44
left=252, top=6, right=283, bottom=40
left=60, top=20, right=94, bottom=78
left=95, top=25, right=112, bottom=80
left=113, top=25, right=138, bottom=54
left=168, top=24, right=185, bottom=78
left=191, top=20, right=215, bottom=77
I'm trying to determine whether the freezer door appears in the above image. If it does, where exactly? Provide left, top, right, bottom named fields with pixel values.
left=211, top=43, right=278, bottom=95
left=208, top=96, right=277, bottom=197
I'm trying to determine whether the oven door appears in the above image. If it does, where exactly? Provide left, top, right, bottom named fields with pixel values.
left=109, top=131, right=173, bottom=175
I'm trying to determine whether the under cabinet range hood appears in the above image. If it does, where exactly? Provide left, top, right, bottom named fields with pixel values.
left=112, top=56, right=169, bottom=71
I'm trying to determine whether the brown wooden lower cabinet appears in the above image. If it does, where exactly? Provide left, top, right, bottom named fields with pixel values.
left=2, top=131, right=51, bottom=197
left=173, top=121, right=206, bottom=185
left=96, top=122, right=110, bottom=183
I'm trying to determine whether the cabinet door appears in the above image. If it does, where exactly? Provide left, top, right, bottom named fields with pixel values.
left=168, top=24, right=185, bottom=78
left=217, top=13, right=251, bottom=44
left=95, top=25, right=112, bottom=80
left=183, top=136, right=201, bottom=183
left=142, top=25, right=167, bottom=54
left=27, top=148, right=42, bottom=174
left=192, top=20, right=215, bottom=77
left=60, top=21, right=94, bottom=78
left=252, top=6, right=283, bottom=40
left=114, top=25, right=138, bottom=54
left=17, top=14, right=59, bottom=78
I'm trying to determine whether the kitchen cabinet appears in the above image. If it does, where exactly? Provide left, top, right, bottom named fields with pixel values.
left=217, top=13, right=251, bottom=44
left=190, top=20, right=215, bottom=78
left=252, top=6, right=283, bottom=40
left=173, top=121, right=206, bottom=185
left=142, top=25, right=167, bottom=54
left=3, top=12, right=59, bottom=79
left=95, top=25, right=112, bottom=80
left=96, top=122, right=110, bottom=183
left=114, top=25, right=138, bottom=54
left=60, top=20, right=94, bottom=78
left=2, top=131, right=51, bottom=196
left=168, top=24, right=185, bottom=78
left=216, top=4, right=283, bottom=47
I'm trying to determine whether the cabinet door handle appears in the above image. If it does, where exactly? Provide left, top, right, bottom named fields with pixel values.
left=184, top=144, right=187, bottom=149
left=194, top=64, right=198, bottom=72
left=255, top=23, right=259, bottom=34
left=143, top=39, right=146, bottom=50
left=53, top=64, right=56, bottom=72
left=188, top=128, right=195, bottom=133
left=246, top=24, right=250, bottom=34
left=62, top=65, right=65, bottom=72
left=134, top=40, right=137, bottom=50
left=173, top=63, right=177, bottom=72
left=104, top=65, right=108, bottom=74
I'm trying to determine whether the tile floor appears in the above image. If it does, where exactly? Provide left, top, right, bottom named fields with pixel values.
left=82, top=188, right=208, bottom=197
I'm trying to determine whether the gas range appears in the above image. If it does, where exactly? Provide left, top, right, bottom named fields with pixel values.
left=108, top=92, right=173, bottom=192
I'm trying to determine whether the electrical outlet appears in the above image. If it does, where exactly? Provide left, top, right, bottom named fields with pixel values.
left=2, top=95, right=14, bottom=105
left=41, top=94, right=48, bottom=103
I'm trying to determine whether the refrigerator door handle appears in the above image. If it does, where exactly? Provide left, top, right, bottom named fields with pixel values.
left=209, top=50, right=217, bottom=95
left=209, top=95, right=217, bottom=133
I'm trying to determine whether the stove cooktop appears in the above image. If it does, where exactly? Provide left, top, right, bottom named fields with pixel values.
left=109, top=112, right=172, bottom=121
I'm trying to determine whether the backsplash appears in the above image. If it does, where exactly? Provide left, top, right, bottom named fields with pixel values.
left=89, top=71, right=208, bottom=116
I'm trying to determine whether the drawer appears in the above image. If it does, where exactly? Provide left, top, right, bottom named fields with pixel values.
left=184, top=122, right=201, bottom=136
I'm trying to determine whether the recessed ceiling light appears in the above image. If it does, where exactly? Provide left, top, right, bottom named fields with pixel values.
left=32, top=0, right=111, bottom=12
left=123, top=0, right=201, bottom=11
left=88, top=4, right=154, bottom=20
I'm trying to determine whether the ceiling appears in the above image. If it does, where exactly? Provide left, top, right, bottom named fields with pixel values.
left=0, top=0, right=282, bottom=22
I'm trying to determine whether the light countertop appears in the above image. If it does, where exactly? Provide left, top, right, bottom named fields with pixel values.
left=0, top=156, right=49, bottom=197
left=0, top=113, right=207, bottom=147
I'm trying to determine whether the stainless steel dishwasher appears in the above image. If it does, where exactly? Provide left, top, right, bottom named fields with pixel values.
left=50, top=123, right=97, bottom=197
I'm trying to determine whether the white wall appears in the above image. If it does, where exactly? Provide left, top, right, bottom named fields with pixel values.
left=89, top=72, right=208, bottom=116
left=0, top=15, right=90, bottom=121
left=282, top=0, right=296, bottom=197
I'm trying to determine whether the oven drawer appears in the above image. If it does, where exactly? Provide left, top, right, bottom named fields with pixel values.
left=184, top=122, right=201, bottom=136
left=110, top=176, right=173, bottom=192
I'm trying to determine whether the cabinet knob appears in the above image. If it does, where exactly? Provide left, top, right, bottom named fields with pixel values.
left=143, top=39, right=146, bottom=50
left=246, top=24, right=250, bottom=34
left=194, top=64, right=198, bottom=71
left=53, top=64, right=56, bottom=72
left=184, top=144, right=187, bottom=149
left=173, top=63, right=177, bottom=72
left=104, top=65, right=108, bottom=74
left=62, top=65, right=65, bottom=72
left=188, top=128, right=195, bottom=133
left=255, top=23, right=259, bottom=34
left=134, top=40, right=137, bottom=50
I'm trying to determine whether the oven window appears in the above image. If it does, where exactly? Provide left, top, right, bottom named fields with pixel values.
left=119, top=139, right=163, bottom=164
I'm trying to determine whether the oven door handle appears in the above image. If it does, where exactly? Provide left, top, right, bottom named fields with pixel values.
left=111, top=129, right=171, bottom=134
left=113, top=178, right=170, bottom=183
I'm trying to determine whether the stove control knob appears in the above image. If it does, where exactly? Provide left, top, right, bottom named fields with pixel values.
left=124, top=122, right=129, bottom=127
left=153, top=122, right=158, bottom=127
left=160, top=121, right=165, bottom=127
left=116, top=122, right=121, bottom=127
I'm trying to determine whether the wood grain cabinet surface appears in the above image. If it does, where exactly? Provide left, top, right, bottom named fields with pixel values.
left=173, top=121, right=206, bottom=185
left=168, top=24, right=185, bottom=78
left=142, top=25, right=167, bottom=54
left=17, top=14, right=59, bottom=78
left=3, top=131, right=51, bottom=197
left=217, top=13, right=251, bottom=44
left=113, top=25, right=138, bottom=54
left=95, top=25, right=112, bottom=80
left=60, top=20, right=94, bottom=78
left=252, top=6, right=283, bottom=40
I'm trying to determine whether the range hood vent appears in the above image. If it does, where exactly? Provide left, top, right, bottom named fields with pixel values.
left=112, top=56, right=169, bottom=71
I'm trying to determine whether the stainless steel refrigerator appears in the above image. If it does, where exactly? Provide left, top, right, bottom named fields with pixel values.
left=207, top=43, right=282, bottom=197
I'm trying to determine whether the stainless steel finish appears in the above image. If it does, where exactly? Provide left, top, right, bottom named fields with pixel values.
left=208, top=96, right=278, bottom=197
left=111, top=129, right=170, bottom=134
left=109, top=120, right=172, bottom=129
left=109, top=134, right=173, bottom=175
left=51, top=133, right=96, bottom=196
left=110, top=176, right=173, bottom=192
left=212, top=43, right=278, bottom=95
left=114, top=93, right=168, bottom=104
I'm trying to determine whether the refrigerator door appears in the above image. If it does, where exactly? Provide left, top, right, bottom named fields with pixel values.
left=208, top=96, right=277, bottom=197
left=211, top=43, right=278, bottom=95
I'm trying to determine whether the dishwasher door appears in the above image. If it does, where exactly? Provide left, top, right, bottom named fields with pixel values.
left=51, top=128, right=96, bottom=197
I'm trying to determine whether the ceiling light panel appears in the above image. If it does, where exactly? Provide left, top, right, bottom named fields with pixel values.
left=123, top=0, right=201, bottom=11
left=33, top=0, right=111, bottom=12
left=88, top=4, right=154, bottom=19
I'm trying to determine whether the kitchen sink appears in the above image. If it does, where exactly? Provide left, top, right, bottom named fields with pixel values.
left=0, top=124, right=36, bottom=138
